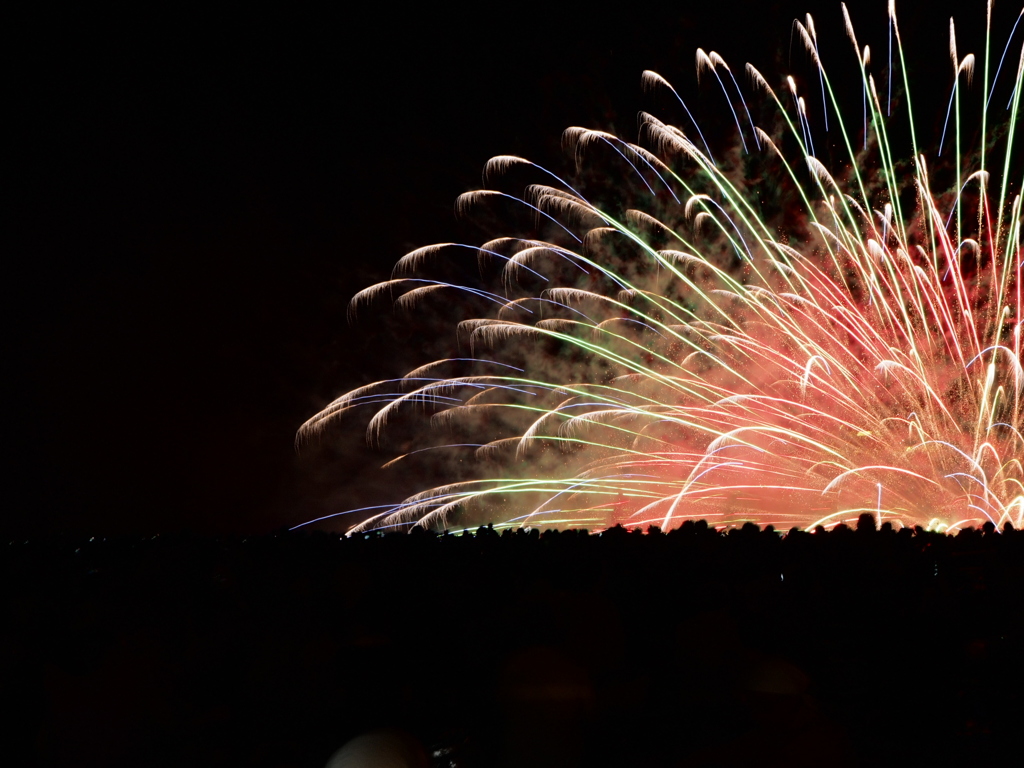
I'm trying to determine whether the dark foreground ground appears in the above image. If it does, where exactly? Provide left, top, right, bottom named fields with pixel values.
left=6, top=519, right=1023, bottom=767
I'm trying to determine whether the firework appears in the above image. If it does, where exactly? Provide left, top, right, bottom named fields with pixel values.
left=300, top=2, right=1023, bottom=534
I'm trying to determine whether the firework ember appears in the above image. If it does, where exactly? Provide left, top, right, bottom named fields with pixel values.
left=300, top=2, right=1023, bottom=534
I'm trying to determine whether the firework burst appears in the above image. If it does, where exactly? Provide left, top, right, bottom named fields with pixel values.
left=300, top=2, right=1023, bottom=534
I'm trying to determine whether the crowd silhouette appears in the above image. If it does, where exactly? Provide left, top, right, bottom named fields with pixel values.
left=7, top=517, right=1022, bottom=766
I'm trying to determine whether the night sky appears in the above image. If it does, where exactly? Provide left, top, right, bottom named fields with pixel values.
left=11, top=0, right=985, bottom=536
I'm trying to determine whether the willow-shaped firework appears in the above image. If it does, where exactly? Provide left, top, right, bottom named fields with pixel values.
left=300, top=1, right=1023, bottom=534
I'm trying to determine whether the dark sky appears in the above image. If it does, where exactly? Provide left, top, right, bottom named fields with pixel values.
left=10, top=0, right=988, bottom=536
